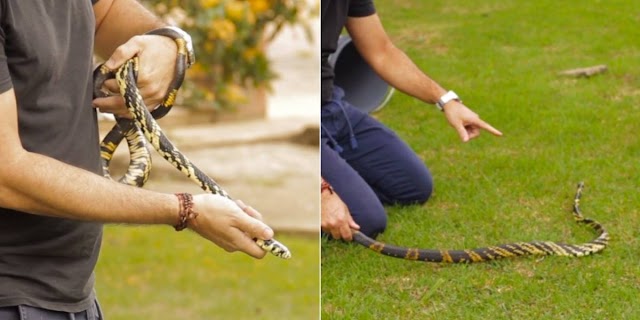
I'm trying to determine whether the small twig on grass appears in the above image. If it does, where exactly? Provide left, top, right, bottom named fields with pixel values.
left=558, top=65, right=608, bottom=78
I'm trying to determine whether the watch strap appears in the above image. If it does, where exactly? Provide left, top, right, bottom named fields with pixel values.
left=436, top=90, right=461, bottom=111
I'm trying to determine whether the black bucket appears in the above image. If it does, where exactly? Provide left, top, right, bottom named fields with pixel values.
left=328, top=35, right=394, bottom=113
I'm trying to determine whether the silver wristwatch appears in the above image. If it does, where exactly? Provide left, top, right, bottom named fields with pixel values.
left=163, top=26, right=196, bottom=68
left=435, top=90, right=461, bottom=111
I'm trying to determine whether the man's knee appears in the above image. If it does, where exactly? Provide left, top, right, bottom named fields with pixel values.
left=349, top=198, right=387, bottom=238
left=412, top=176, right=433, bottom=204
left=356, top=213, right=387, bottom=239
left=393, top=172, right=433, bottom=205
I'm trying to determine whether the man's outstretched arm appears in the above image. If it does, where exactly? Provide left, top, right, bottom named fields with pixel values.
left=346, top=14, right=502, bottom=141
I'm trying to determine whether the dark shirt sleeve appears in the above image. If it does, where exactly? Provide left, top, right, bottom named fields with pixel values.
left=348, top=0, right=376, bottom=17
left=0, top=26, right=13, bottom=94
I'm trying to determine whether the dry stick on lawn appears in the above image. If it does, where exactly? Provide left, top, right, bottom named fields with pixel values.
left=558, top=64, right=608, bottom=78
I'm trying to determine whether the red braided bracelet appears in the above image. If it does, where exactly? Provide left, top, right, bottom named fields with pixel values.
left=321, top=179, right=334, bottom=194
left=174, top=193, right=198, bottom=231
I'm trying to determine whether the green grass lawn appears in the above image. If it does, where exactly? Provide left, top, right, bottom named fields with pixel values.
left=96, top=226, right=319, bottom=319
left=322, top=1, right=640, bottom=319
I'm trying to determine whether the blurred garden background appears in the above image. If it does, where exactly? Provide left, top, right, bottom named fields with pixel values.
left=95, top=0, right=320, bottom=319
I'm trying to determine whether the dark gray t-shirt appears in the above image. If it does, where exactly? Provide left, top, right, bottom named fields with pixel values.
left=0, top=0, right=104, bottom=312
left=321, top=0, right=376, bottom=103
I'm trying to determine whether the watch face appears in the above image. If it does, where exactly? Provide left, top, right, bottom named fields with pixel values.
left=435, top=91, right=461, bottom=111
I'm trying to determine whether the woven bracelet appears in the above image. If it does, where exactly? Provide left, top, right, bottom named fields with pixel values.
left=174, top=193, right=198, bottom=231
left=321, top=179, right=334, bottom=194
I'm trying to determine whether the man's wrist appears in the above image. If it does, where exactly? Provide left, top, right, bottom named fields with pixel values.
left=174, top=193, right=198, bottom=231
left=321, top=179, right=334, bottom=194
left=435, top=90, right=461, bottom=112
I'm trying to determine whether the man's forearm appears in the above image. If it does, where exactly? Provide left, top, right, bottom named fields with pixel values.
left=94, top=0, right=165, bottom=59
left=369, top=44, right=447, bottom=105
left=346, top=14, right=447, bottom=106
left=0, top=149, right=177, bottom=225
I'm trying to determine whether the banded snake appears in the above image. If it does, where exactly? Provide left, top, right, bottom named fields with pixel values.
left=351, top=183, right=608, bottom=263
left=95, top=28, right=291, bottom=259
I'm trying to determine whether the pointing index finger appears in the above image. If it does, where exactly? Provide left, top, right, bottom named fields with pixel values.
left=476, top=118, right=503, bottom=137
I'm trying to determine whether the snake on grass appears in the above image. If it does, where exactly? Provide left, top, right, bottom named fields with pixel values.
left=351, top=183, right=608, bottom=263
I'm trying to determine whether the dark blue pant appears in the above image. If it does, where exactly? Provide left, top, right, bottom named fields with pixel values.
left=321, top=87, right=433, bottom=238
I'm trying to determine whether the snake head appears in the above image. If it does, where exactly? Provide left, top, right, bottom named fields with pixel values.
left=255, top=238, right=292, bottom=259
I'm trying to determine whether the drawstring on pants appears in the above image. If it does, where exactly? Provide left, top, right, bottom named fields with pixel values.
left=321, top=124, right=343, bottom=153
left=322, top=86, right=359, bottom=153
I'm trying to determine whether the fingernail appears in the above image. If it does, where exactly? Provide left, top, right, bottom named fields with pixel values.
left=263, top=227, right=274, bottom=239
left=104, top=59, right=114, bottom=69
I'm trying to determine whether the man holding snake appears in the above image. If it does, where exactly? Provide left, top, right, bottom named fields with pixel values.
left=0, top=0, right=275, bottom=318
left=321, top=0, right=503, bottom=241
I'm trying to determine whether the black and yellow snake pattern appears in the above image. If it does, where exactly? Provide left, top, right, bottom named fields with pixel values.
left=95, top=28, right=291, bottom=259
left=352, top=183, right=608, bottom=263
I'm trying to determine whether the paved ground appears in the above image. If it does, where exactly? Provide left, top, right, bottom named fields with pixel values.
left=101, top=18, right=320, bottom=234
left=266, top=17, right=320, bottom=120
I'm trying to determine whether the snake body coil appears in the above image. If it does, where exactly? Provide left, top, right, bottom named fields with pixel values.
left=352, top=183, right=608, bottom=263
left=95, top=28, right=291, bottom=259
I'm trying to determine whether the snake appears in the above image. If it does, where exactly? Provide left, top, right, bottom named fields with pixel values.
left=351, top=183, right=608, bottom=263
left=94, top=28, right=291, bottom=259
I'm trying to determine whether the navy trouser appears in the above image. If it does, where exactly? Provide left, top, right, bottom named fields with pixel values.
left=321, top=87, right=433, bottom=238
left=0, top=301, right=104, bottom=320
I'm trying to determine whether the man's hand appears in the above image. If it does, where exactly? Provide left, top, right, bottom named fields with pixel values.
left=443, top=101, right=503, bottom=142
left=92, top=35, right=178, bottom=118
left=189, top=194, right=274, bottom=259
left=321, top=189, right=360, bottom=241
